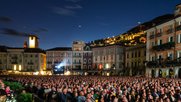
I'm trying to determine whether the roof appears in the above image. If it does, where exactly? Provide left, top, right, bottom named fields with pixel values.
left=91, top=44, right=123, bottom=48
left=46, top=47, right=72, bottom=51
left=0, top=46, right=45, bottom=53
left=126, top=14, right=174, bottom=34
left=0, top=46, right=8, bottom=52
left=29, top=34, right=39, bottom=39
left=24, top=48, right=45, bottom=53
left=176, top=3, right=181, bottom=6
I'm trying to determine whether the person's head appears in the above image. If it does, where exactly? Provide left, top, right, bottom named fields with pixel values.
left=62, top=86, right=67, bottom=94
left=52, top=87, right=56, bottom=91
left=80, top=91, right=84, bottom=96
left=86, top=93, right=91, bottom=99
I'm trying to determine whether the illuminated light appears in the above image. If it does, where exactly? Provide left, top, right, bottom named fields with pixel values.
left=29, top=36, right=35, bottom=48
left=14, top=65, right=16, bottom=71
left=33, top=72, right=39, bottom=75
left=40, top=71, right=44, bottom=75
left=64, top=71, right=70, bottom=75
left=85, top=72, right=88, bottom=76
left=19, top=65, right=21, bottom=71
left=106, top=64, right=109, bottom=69
left=99, top=64, right=103, bottom=69
left=106, top=73, right=110, bottom=76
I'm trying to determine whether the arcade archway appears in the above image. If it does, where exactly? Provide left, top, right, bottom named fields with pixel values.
left=169, top=68, right=174, bottom=78
left=159, top=69, right=162, bottom=77
left=178, top=68, right=181, bottom=78
left=151, top=69, right=155, bottom=78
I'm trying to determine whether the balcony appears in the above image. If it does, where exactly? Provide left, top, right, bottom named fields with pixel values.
left=176, top=25, right=181, bottom=31
left=12, top=56, right=18, bottom=59
left=47, top=61, right=52, bottom=64
left=147, top=59, right=181, bottom=68
left=166, top=29, right=174, bottom=34
left=156, top=33, right=162, bottom=37
left=73, top=62, right=81, bottom=64
left=149, top=34, right=154, bottom=39
left=73, top=55, right=82, bottom=57
left=152, top=42, right=175, bottom=51
left=28, top=62, right=34, bottom=65
left=11, top=62, right=18, bottom=64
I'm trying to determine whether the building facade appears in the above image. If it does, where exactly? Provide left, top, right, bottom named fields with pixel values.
left=46, top=47, right=72, bottom=71
left=125, top=44, right=146, bottom=76
left=0, top=46, right=46, bottom=75
left=72, top=41, right=85, bottom=70
left=92, top=45, right=124, bottom=75
left=146, top=4, right=181, bottom=78
left=83, top=45, right=92, bottom=70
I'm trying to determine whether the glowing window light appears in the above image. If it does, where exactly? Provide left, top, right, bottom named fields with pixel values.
left=14, top=65, right=16, bottom=70
left=106, top=64, right=109, bottom=69
left=29, top=36, right=35, bottom=48
left=19, top=65, right=21, bottom=71
left=33, top=72, right=39, bottom=75
left=99, top=64, right=103, bottom=69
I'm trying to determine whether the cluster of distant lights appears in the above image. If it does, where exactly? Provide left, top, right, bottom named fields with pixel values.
left=90, top=31, right=146, bottom=47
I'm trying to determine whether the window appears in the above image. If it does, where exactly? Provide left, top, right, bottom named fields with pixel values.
left=151, top=31, right=155, bottom=35
left=138, top=51, right=141, bottom=57
left=84, top=59, right=87, bottom=63
left=158, top=29, right=162, bottom=33
left=127, top=53, right=129, bottom=58
left=177, top=50, right=181, bottom=58
left=168, top=52, right=173, bottom=60
left=111, top=55, right=113, bottom=60
left=119, top=55, right=122, bottom=60
left=134, top=62, right=137, bottom=67
left=151, top=42, right=155, bottom=46
left=151, top=56, right=155, bottom=61
left=177, top=34, right=181, bottom=43
left=100, top=56, right=102, bottom=61
left=157, top=39, right=162, bottom=45
left=179, top=21, right=181, bottom=25
left=157, top=54, right=162, bottom=60
left=88, top=59, right=91, bottom=63
left=88, top=65, right=91, bottom=69
left=168, top=36, right=173, bottom=42
left=132, top=52, right=134, bottom=58
left=135, top=51, right=137, bottom=57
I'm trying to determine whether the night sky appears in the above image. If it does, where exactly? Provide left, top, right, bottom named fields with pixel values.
left=0, top=0, right=180, bottom=49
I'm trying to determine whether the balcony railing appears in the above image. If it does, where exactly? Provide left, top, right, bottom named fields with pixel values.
left=156, top=33, right=162, bottom=37
left=28, top=62, right=34, bottom=65
left=176, top=25, right=181, bottom=31
left=12, top=56, right=18, bottom=59
left=11, top=62, right=18, bottom=64
left=152, top=42, right=175, bottom=51
left=166, top=29, right=174, bottom=34
left=73, top=62, right=81, bottom=64
left=73, top=55, right=82, bottom=57
left=149, top=34, right=154, bottom=39
left=147, top=59, right=181, bottom=68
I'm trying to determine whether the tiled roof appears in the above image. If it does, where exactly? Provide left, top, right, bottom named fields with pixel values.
left=46, top=47, right=72, bottom=51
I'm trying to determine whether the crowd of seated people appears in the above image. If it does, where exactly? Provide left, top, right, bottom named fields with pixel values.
left=1, top=76, right=181, bottom=102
